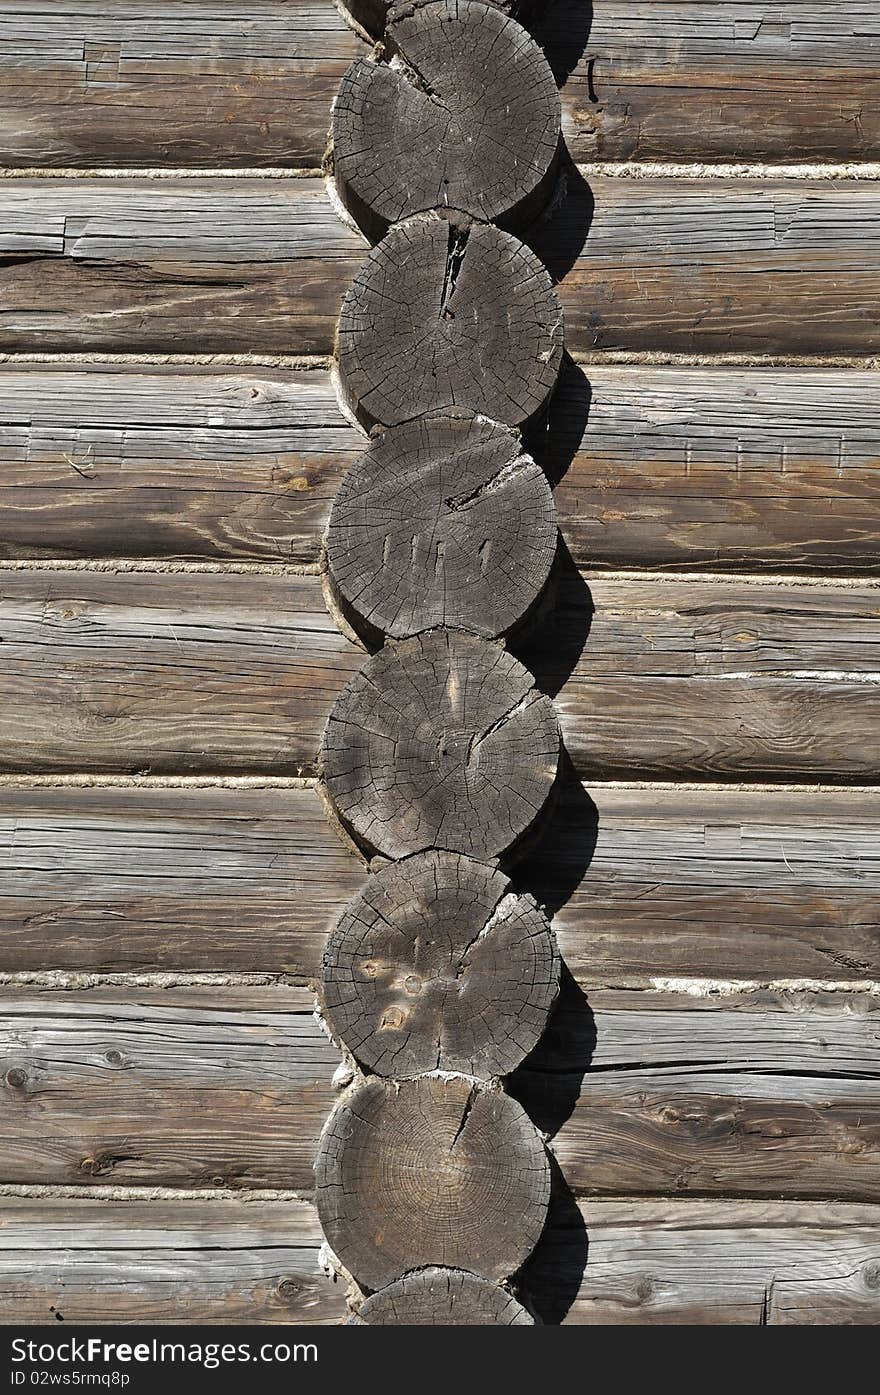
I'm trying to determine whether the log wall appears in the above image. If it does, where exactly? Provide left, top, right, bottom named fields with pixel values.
left=0, top=0, right=877, bottom=1325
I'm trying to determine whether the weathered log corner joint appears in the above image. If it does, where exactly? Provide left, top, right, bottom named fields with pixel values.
left=314, top=0, right=569, bottom=1323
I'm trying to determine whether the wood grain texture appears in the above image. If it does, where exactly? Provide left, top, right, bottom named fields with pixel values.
left=535, top=177, right=880, bottom=357
left=514, top=988, right=880, bottom=1200
left=0, top=1196, right=346, bottom=1324
left=0, top=366, right=362, bottom=564
left=3, top=984, right=880, bottom=1199
left=1, top=781, right=874, bottom=982
left=0, top=0, right=360, bottom=168
left=3, top=179, right=880, bottom=356
left=1, top=569, right=876, bottom=782
left=2, top=3, right=879, bottom=167
left=0, top=179, right=364, bottom=354
left=1, top=364, right=879, bottom=574
left=2, top=1196, right=877, bottom=1325
left=549, top=0, right=880, bottom=163
left=530, top=1198, right=880, bottom=1324
left=0, top=987, right=337, bottom=1188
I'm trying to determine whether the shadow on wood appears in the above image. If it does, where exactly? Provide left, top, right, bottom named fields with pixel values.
left=521, top=1154, right=590, bottom=1324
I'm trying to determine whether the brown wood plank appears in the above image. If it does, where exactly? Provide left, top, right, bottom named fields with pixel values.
left=1, top=4, right=878, bottom=168
left=551, top=0, right=880, bottom=163
left=0, top=1196, right=345, bottom=1324
left=2, top=363, right=879, bottom=575
left=2, top=179, right=880, bottom=356
left=0, top=365, right=362, bottom=564
left=0, top=1, right=359, bottom=169
left=1, top=780, right=875, bottom=983
left=513, top=987, right=880, bottom=1201
left=3, top=984, right=879, bottom=1200
left=0, top=179, right=364, bottom=354
left=0, top=987, right=337, bottom=1188
left=530, top=1198, right=880, bottom=1324
left=3, top=1195, right=875, bottom=1325
left=1, top=568, right=877, bottom=782
left=534, top=177, right=880, bottom=357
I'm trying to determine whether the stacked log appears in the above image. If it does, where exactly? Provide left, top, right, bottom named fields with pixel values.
left=315, top=0, right=567, bottom=1324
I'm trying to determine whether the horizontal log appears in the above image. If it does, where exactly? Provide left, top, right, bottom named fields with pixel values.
left=2, top=179, right=880, bottom=355
left=3, top=1195, right=876, bottom=1325
left=0, top=366, right=362, bottom=563
left=2, top=364, right=879, bottom=575
left=0, top=781, right=875, bottom=982
left=3, top=984, right=879, bottom=1199
left=0, top=987, right=337, bottom=1188
left=531, top=1198, right=880, bottom=1324
left=553, top=0, right=880, bottom=163
left=1, top=3, right=878, bottom=167
left=0, top=179, right=364, bottom=354
left=0, top=1196, right=346, bottom=1324
left=0, top=0, right=359, bottom=169
left=513, top=987, right=880, bottom=1200
left=1, top=568, right=876, bottom=782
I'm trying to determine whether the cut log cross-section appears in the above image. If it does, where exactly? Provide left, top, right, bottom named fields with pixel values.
left=332, top=0, right=561, bottom=242
left=335, top=216, right=564, bottom=431
left=319, top=851, right=559, bottom=1078
left=351, top=1268, right=534, bottom=1325
left=325, top=413, right=558, bottom=642
left=317, top=0, right=564, bottom=1326
left=320, top=629, right=561, bottom=861
left=315, top=1075, right=551, bottom=1290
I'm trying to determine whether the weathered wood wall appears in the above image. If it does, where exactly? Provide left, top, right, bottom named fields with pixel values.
left=0, top=0, right=877, bottom=1325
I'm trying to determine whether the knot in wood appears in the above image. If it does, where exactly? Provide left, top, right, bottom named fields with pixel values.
left=320, top=629, right=560, bottom=860
left=326, top=413, right=558, bottom=642
left=332, top=0, right=561, bottom=241
left=319, top=850, right=559, bottom=1077
left=315, top=1075, right=550, bottom=1290
left=350, top=1267, right=533, bottom=1324
left=336, top=217, right=563, bottom=431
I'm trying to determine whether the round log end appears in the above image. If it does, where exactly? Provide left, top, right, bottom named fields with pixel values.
left=350, top=1268, right=534, bottom=1324
left=320, top=850, right=560, bottom=1078
left=326, top=413, right=558, bottom=643
left=332, top=0, right=560, bottom=241
left=339, top=0, right=536, bottom=43
left=316, top=1075, right=550, bottom=1290
left=336, top=216, right=563, bottom=431
left=320, top=628, right=561, bottom=861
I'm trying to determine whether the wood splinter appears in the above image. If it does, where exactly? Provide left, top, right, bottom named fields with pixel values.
left=332, top=0, right=561, bottom=243
left=325, top=412, right=558, bottom=643
left=350, top=1267, right=534, bottom=1325
left=315, top=1074, right=551, bottom=1290
left=335, top=215, right=563, bottom=431
left=319, top=850, right=560, bottom=1078
left=320, top=628, right=561, bottom=861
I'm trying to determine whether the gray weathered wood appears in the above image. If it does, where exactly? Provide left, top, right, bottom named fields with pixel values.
left=2, top=1195, right=877, bottom=1324
left=1, top=365, right=879, bottom=574
left=331, top=0, right=560, bottom=241
left=315, top=1075, right=550, bottom=1288
left=0, top=781, right=875, bottom=982
left=336, top=216, right=563, bottom=430
left=0, top=1196, right=346, bottom=1324
left=3, top=984, right=880, bottom=1199
left=351, top=1269, right=533, bottom=1324
left=529, top=1198, right=880, bottom=1324
left=4, top=179, right=880, bottom=356
left=0, top=569, right=877, bottom=781
left=0, top=987, right=337, bottom=1187
left=1, top=4, right=878, bottom=167
left=320, top=851, right=559, bottom=1077
left=0, top=179, right=365, bottom=354
left=326, top=414, right=557, bottom=641
left=0, top=0, right=360, bottom=168
left=513, top=987, right=880, bottom=1200
left=321, top=628, right=561, bottom=858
